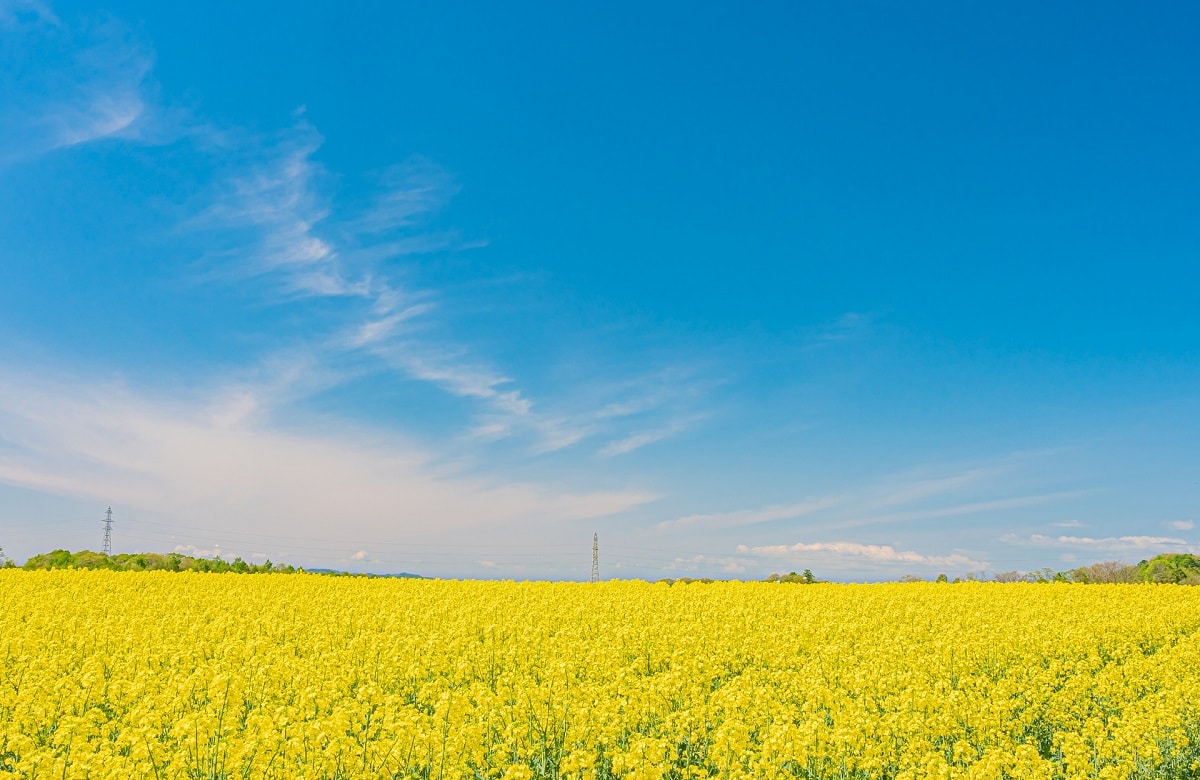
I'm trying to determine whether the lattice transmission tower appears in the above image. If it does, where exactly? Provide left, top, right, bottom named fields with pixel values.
left=102, top=507, right=115, bottom=555
left=591, top=533, right=599, bottom=583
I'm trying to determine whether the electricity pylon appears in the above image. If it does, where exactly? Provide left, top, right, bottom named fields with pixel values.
left=102, top=507, right=114, bottom=555
left=591, top=533, right=599, bottom=583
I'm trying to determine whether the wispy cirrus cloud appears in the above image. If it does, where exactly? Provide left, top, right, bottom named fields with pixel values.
left=188, top=121, right=472, bottom=301
left=0, top=4, right=156, bottom=160
left=347, top=158, right=460, bottom=235
left=365, top=341, right=592, bottom=454
left=0, top=0, right=58, bottom=25
left=575, top=365, right=718, bottom=458
left=190, top=124, right=355, bottom=297
left=184, top=122, right=630, bottom=456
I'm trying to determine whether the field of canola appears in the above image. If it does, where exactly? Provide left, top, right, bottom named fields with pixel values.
left=2, top=571, right=1200, bottom=780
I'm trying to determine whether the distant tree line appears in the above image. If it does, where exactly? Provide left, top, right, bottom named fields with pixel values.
left=19, top=549, right=296, bottom=573
left=11, top=549, right=427, bottom=578
left=765, top=569, right=819, bottom=584
left=914, top=554, right=1200, bottom=585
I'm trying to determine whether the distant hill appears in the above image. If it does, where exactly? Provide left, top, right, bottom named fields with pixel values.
left=304, top=568, right=425, bottom=579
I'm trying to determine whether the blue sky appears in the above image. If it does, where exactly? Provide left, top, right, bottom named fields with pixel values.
left=1, top=0, right=1197, bottom=579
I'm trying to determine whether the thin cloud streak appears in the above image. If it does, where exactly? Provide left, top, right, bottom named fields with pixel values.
left=343, top=304, right=435, bottom=349
left=654, top=460, right=1084, bottom=538
left=840, top=491, right=1094, bottom=530
left=598, top=416, right=702, bottom=458
left=868, top=466, right=1006, bottom=509
left=655, top=498, right=840, bottom=532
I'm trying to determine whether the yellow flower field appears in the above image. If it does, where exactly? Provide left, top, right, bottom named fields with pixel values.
left=2, top=571, right=1199, bottom=780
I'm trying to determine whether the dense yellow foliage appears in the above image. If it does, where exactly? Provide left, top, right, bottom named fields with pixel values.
left=2, top=572, right=1199, bottom=779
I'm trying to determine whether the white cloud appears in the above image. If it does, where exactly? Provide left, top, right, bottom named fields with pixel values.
left=1045, top=534, right=1186, bottom=548
left=1054, top=519, right=1086, bottom=528
left=1168, top=520, right=1194, bottom=531
left=174, top=544, right=218, bottom=558
left=737, top=540, right=987, bottom=570
left=351, top=550, right=368, bottom=561
left=0, top=367, right=658, bottom=570
left=1012, top=534, right=1196, bottom=554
